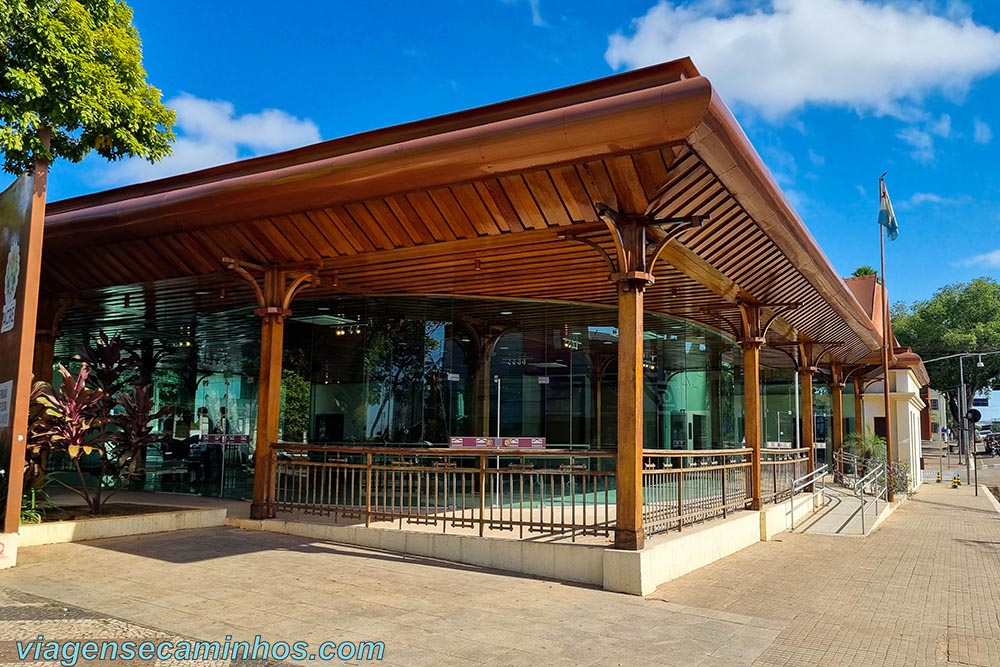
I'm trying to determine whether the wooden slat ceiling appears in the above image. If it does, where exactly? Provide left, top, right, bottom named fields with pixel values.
left=42, top=60, right=882, bottom=365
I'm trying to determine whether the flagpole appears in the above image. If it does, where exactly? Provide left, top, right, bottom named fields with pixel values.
left=879, top=176, right=895, bottom=502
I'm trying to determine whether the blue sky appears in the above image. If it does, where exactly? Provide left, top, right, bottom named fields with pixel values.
left=43, top=0, right=1000, bottom=306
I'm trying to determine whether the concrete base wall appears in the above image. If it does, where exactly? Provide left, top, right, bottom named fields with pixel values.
left=18, top=508, right=227, bottom=548
left=0, top=533, right=18, bottom=570
left=232, top=493, right=824, bottom=596
left=228, top=518, right=606, bottom=587
left=603, top=493, right=821, bottom=596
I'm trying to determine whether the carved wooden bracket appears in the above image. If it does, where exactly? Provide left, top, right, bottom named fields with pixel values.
left=564, top=202, right=705, bottom=293
left=222, top=257, right=320, bottom=320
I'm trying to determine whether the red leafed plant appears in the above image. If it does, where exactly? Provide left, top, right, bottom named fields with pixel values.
left=25, top=332, right=172, bottom=516
left=32, top=364, right=109, bottom=513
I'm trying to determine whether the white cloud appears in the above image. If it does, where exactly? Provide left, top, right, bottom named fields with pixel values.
left=96, top=93, right=321, bottom=186
left=605, top=0, right=1000, bottom=119
left=927, top=113, right=952, bottom=137
left=974, top=118, right=993, bottom=144
left=956, top=249, right=1000, bottom=268
left=897, top=126, right=935, bottom=162
left=900, top=191, right=970, bottom=208
left=807, top=149, right=825, bottom=167
left=529, top=0, right=546, bottom=27
left=502, top=0, right=547, bottom=27
left=894, top=112, right=958, bottom=160
left=909, top=192, right=946, bottom=205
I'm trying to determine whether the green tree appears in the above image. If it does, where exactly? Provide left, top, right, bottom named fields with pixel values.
left=364, top=319, right=441, bottom=440
left=893, top=277, right=1000, bottom=423
left=851, top=265, right=878, bottom=278
left=280, top=369, right=310, bottom=443
left=0, top=0, right=174, bottom=174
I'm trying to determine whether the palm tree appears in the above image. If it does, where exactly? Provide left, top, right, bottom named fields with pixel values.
left=851, top=265, right=878, bottom=278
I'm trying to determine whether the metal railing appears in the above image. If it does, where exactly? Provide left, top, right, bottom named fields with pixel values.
left=789, top=464, right=828, bottom=530
left=833, top=449, right=861, bottom=487
left=270, top=443, right=804, bottom=543
left=641, top=448, right=753, bottom=538
left=272, top=444, right=614, bottom=541
left=855, top=460, right=888, bottom=536
left=760, top=448, right=810, bottom=503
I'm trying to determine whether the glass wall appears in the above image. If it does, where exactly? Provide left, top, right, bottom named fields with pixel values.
left=53, top=293, right=808, bottom=498
left=284, top=297, right=745, bottom=451
left=53, top=303, right=261, bottom=500
left=760, top=367, right=797, bottom=447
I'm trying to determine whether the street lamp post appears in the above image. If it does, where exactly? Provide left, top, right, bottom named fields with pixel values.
left=923, top=350, right=1000, bottom=491
left=959, top=355, right=968, bottom=481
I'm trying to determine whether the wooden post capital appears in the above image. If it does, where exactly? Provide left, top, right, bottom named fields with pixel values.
left=253, top=305, right=293, bottom=319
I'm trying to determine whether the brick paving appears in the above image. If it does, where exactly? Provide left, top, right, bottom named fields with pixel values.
left=0, top=588, right=284, bottom=666
left=0, top=532, right=781, bottom=667
left=652, top=469, right=1000, bottom=666
left=0, top=469, right=997, bottom=666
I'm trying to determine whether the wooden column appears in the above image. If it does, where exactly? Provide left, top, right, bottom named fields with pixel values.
left=580, top=203, right=694, bottom=549
left=1, top=133, right=50, bottom=535
left=251, top=270, right=287, bottom=519
left=474, top=352, right=493, bottom=437
left=462, top=326, right=507, bottom=438
left=587, top=349, right=615, bottom=448
left=853, top=376, right=864, bottom=436
left=32, top=333, right=55, bottom=385
left=31, top=297, right=64, bottom=384
left=797, top=348, right=816, bottom=473
left=224, top=259, right=318, bottom=520
left=830, top=363, right=845, bottom=474
left=800, top=370, right=815, bottom=469
left=615, top=276, right=645, bottom=550
left=742, top=337, right=763, bottom=510
left=709, top=349, right=723, bottom=447
left=737, top=302, right=765, bottom=510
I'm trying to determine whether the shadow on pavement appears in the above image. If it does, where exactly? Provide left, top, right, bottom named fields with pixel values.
left=53, top=526, right=599, bottom=589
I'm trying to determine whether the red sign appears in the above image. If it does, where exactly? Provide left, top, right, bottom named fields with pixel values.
left=201, top=434, right=250, bottom=445
left=448, top=436, right=546, bottom=449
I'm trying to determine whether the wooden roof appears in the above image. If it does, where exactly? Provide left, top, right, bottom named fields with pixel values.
left=42, top=58, right=883, bottom=364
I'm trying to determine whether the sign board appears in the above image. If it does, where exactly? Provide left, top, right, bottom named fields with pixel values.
left=201, top=434, right=250, bottom=445
left=0, top=380, right=12, bottom=428
left=765, top=441, right=793, bottom=449
left=0, top=170, right=46, bottom=558
left=448, top=436, right=546, bottom=449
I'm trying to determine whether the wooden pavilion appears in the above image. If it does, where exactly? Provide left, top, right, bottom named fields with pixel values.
left=36, top=58, right=895, bottom=550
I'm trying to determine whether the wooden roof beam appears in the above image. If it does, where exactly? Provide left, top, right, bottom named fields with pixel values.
left=649, top=232, right=799, bottom=341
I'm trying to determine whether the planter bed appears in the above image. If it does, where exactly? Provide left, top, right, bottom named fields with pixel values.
left=19, top=504, right=228, bottom=547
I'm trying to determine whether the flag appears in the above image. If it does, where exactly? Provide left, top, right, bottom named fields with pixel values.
left=878, top=177, right=899, bottom=241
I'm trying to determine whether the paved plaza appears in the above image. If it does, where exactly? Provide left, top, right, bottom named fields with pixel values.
left=0, top=468, right=997, bottom=666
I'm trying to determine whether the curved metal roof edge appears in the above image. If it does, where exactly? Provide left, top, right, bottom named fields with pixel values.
left=47, top=58, right=700, bottom=216
left=45, top=73, right=715, bottom=244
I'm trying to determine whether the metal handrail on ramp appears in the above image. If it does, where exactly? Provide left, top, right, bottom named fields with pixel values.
left=790, top=464, right=828, bottom=530
left=854, top=461, right=888, bottom=536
